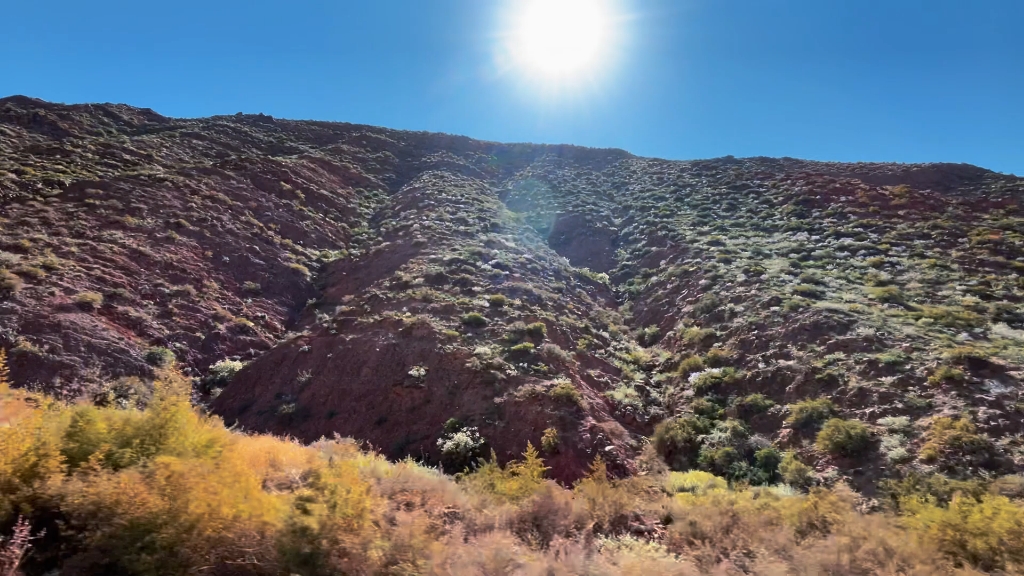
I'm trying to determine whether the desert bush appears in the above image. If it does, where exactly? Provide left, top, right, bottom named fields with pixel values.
left=548, top=379, right=583, bottom=406
left=637, top=325, right=661, bottom=347
left=786, top=397, right=836, bottom=431
left=928, top=365, right=966, bottom=386
left=919, top=417, right=1000, bottom=470
left=487, top=294, right=507, bottom=308
left=573, top=457, right=636, bottom=534
left=779, top=451, right=814, bottom=488
left=437, top=426, right=486, bottom=473
left=462, top=443, right=546, bottom=504
left=664, top=470, right=727, bottom=494
left=734, top=393, right=774, bottom=420
left=144, top=346, right=175, bottom=367
left=460, top=312, right=488, bottom=328
left=815, top=418, right=871, bottom=457
left=74, top=291, right=103, bottom=310
left=0, top=270, right=22, bottom=295
left=203, top=359, right=245, bottom=389
left=689, top=367, right=738, bottom=394
left=525, top=322, right=547, bottom=339
left=652, top=416, right=711, bottom=471
left=537, top=343, right=571, bottom=364
left=902, top=493, right=1024, bottom=571
left=540, top=428, right=559, bottom=454
left=676, top=355, right=704, bottom=375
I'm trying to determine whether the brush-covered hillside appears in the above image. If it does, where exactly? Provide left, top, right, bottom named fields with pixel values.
left=2, top=96, right=1024, bottom=570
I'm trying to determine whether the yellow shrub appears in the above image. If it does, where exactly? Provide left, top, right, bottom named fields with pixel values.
left=902, top=494, right=1024, bottom=571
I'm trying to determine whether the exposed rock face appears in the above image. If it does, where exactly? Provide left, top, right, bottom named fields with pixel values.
left=2, top=95, right=1023, bottom=485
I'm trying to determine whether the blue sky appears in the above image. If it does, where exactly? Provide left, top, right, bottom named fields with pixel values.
left=2, top=0, right=1021, bottom=175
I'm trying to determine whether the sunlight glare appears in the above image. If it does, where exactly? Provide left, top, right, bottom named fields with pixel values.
left=509, top=0, right=616, bottom=81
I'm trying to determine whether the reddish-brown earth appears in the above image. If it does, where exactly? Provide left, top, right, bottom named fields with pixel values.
left=2, top=95, right=1023, bottom=486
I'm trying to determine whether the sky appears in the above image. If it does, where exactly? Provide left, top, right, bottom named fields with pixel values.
left=2, top=0, right=1022, bottom=175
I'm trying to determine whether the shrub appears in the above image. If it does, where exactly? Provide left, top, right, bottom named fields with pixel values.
left=664, top=470, right=727, bottom=494
left=786, top=397, right=836, bottom=431
left=74, top=291, right=104, bottom=310
left=703, top=347, right=732, bottom=368
left=548, top=379, right=583, bottom=406
left=507, top=342, right=535, bottom=357
left=143, top=346, right=175, bottom=367
left=437, top=426, right=486, bottom=472
left=868, top=285, right=905, bottom=304
left=463, top=443, right=546, bottom=503
left=0, top=270, right=22, bottom=295
left=487, top=294, right=508, bottom=308
left=928, top=365, right=966, bottom=386
left=540, top=427, right=559, bottom=454
left=903, top=494, right=1024, bottom=571
left=690, top=397, right=724, bottom=420
left=689, top=367, right=738, bottom=394
left=680, top=327, right=715, bottom=345
left=676, top=355, right=704, bottom=375
left=652, top=417, right=711, bottom=471
left=734, top=393, right=774, bottom=420
left=525, top=322, right=547, bottom=339
left=637, top=325, right=661, bottom=347
left=286, top=262, right=310, bottom=276
left=460, top=312, right=488, bottom=328
left=692, top=294, right=721, bottom=315
left=779, top=451, right=814, bottom=488
left=919, top=417, right=999, bottom=470
left=203, top=359, right=245, bottom=389
left=242, top=281, right=262, bottom=294
left=815, top=418, right=871, bottom=457
left=537, top=343, right=571, bottom=364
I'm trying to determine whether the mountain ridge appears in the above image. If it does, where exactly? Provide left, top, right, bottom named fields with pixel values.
left=2, top=96, right=1023, bottom=488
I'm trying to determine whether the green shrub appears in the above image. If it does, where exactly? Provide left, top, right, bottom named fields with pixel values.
left=928, top=365, right=966, bottom=386
left=703, top=347, right=732, bottom=368
left=815, top=418, right=871, bottom=457
left=779, top=451, right=814, bottom=488
left=652, top=417, right=711, bottom=471
left=487, top=294, right=508, bottom=308
left=919, top=417, right=999, bottom=470
left=676, top=355, right=704, bottom=375
left=507, top=342, right=535, bottom=357
left=203, top=359, right=245, bottom=389
left=868, top=285, right=905, bottom=304
left=437, top=425, right=485, bottom=473
left=548, top=379, right=583, bottom=406
left=734, top=394, right=774, bottom=420
left=690, top=367, right=738, bottom=394
left=461, top=312, right=488, bottom=328
left=144, top=347, right=175, bottom=367
left=691, top=397, right=724, bottom=420
left=786, top=398, right=836, bottom=431
left=525, top=322, right=547, bottom=339
left=692, top=294, right=721, bottom=315
left=637, top=325, right=661, bottom=347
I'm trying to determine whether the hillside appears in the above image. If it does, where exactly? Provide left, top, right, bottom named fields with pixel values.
left=2, top=95, right=1024, bottom=496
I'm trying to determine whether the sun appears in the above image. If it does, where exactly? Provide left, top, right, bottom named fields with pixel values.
left=506, top=0, right=617, bottom=81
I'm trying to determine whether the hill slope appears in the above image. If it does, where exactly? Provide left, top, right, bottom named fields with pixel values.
left=2, top=95, right=1023, bottom=488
